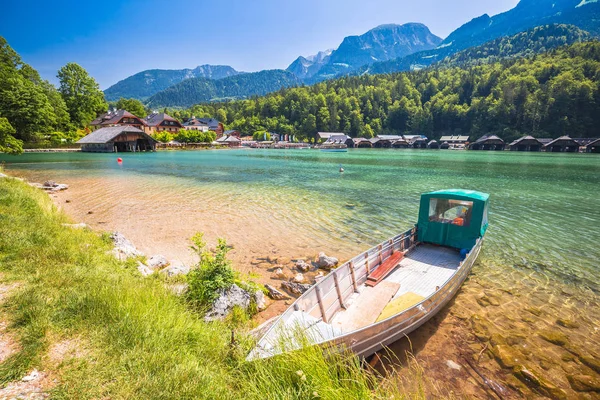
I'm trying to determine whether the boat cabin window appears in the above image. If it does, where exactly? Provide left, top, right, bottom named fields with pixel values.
left=429, top=198, right=473, bottom=227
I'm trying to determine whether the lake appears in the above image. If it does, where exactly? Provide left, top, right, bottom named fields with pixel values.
left=2, top=148, right=599, bottom=397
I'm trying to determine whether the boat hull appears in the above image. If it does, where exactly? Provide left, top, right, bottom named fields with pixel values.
left=248, top=228, right=484, bottom=360
left=332, top=237, right=482, bottom=357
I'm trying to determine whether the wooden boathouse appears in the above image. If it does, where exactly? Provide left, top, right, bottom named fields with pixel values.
left=508, top=136, right=543, bottom=151
left=352, top=138, right=373, bottom=148
left=77, top=126, right=157, bottom=153
left=543, top=136, right=580, bottom=152
left=586, top=138, right=600, bottom=153
left=427, top=140, right=439, bottom=149
left=469, top=135, right=505, bottom=151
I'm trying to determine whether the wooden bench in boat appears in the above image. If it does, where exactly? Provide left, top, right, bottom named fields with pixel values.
left=366, top=250, right=406, bottom=287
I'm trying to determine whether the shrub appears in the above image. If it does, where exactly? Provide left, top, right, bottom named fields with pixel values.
left=186, top=233, right=235, bottom=310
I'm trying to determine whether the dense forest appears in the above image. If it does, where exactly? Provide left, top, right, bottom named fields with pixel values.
left=166, top=41, right=600, bottom=142
left=0, top=37, right=107, bottom=153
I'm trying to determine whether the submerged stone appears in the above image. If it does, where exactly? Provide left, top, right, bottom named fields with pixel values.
left=513, top=365, right=568, bottom=400
left=567, top=374, right=600, bottom=392
left=273, top=268, right=286, bottom=279
left=477, top=295, right=500, bottom=307
left=493, top=345, right=524, bottom=368
left=579, top=355, right=600, bottom=374
left=539, top=330, right=569, bottom=346
left=556, top=318, right=580, bottom=329
left=470, top=314, right=491, bottom=341
left=526, top=307, right=543, bottom=317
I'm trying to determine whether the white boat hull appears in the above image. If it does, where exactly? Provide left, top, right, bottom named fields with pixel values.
left=248, top=228, right=484, bottom=360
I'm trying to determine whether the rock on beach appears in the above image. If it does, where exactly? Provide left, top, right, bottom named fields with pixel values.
left=317, top=252, right=338, bottom=269
left=147, top=255, right=169, bottom=270
left=29, top=180, right=69, bottom=192
left=110, top=232, right=143, bottom=259
left=205, top=284, right=251, bottom=321
left=160, top=263, right=190, bottom=277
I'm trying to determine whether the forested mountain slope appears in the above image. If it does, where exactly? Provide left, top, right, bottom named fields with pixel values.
left=168, top=42, right=600, bottom=143
left=146, top=70, right=301, bottom=108
left=104, top=65, right=240, bottom=101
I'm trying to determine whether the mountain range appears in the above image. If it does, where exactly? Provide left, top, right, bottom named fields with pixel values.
left=104, top=65, right=240, bottom=102
left=104, top=0, right=600, bottom=108
left=288, top=23, right=442, bottom=83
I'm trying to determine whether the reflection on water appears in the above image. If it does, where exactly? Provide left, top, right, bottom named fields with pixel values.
left=3, top=149, right=600, bottom=397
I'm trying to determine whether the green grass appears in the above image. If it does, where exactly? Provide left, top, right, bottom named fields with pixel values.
left=0, top=177, right=426, bottom=399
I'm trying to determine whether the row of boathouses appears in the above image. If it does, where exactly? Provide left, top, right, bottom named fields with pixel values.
left=320, top=132, right=599, bottom=153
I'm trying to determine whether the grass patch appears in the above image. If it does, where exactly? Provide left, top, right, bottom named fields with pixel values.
left=0, top=177, right=426, bottom=399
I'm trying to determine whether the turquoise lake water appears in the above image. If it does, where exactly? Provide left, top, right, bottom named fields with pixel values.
left=3, top=149, right=598, bottom=292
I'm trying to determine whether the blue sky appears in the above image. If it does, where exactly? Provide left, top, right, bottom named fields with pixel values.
left=1, top=0, right=519, bottom=89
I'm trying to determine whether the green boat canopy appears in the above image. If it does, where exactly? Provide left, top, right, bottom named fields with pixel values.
left=417, top=189, right=490, bottom=250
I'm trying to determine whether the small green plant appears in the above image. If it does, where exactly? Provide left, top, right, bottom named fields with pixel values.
left=186, top=233, right=235, bottom=310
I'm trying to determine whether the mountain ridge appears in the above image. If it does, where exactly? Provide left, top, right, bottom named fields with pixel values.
left=104, top=65, right=240, bottom=102
left=299, top=23, right=443, bottom=82
left=146, top=69, right=300, bottom=108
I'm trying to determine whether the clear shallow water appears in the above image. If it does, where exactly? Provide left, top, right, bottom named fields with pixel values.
left=3, top=149, right=599, bottom=291
left=3, top=149, right=600, bottom=396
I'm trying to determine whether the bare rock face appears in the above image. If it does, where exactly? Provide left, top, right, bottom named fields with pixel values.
left=147, top=255, right=169, bottom=270
left=205, top=284, right=251, bottom=321
left=110, top=232, right=143, bottom=259
left=281, top=281, right=311, bottom=295
left=265, top=284, right=288, bottom=300
left=296, top=260, right=310, bottom=272
left=317, top=252, right=338, bottom=269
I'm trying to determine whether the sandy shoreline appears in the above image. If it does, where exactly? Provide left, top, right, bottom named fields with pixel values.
left=6, top=170, right=600, bottom=399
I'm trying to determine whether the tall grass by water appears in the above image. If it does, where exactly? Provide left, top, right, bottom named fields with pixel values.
left=0, top=177, right=428, bottom=399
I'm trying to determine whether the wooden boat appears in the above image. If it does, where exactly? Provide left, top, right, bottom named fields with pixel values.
left=248, top=189, right=489, bottom=360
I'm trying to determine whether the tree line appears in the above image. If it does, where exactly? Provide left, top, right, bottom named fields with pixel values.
left=0, top=37, right=107, bottom=153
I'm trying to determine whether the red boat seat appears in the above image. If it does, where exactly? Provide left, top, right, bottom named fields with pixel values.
left=366, top=251, right=405, bottom=287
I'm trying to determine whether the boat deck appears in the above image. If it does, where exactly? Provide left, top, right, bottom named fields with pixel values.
left=247, top=244, right=463, bottom=359
left=330, top=244, right=461, bottom=333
